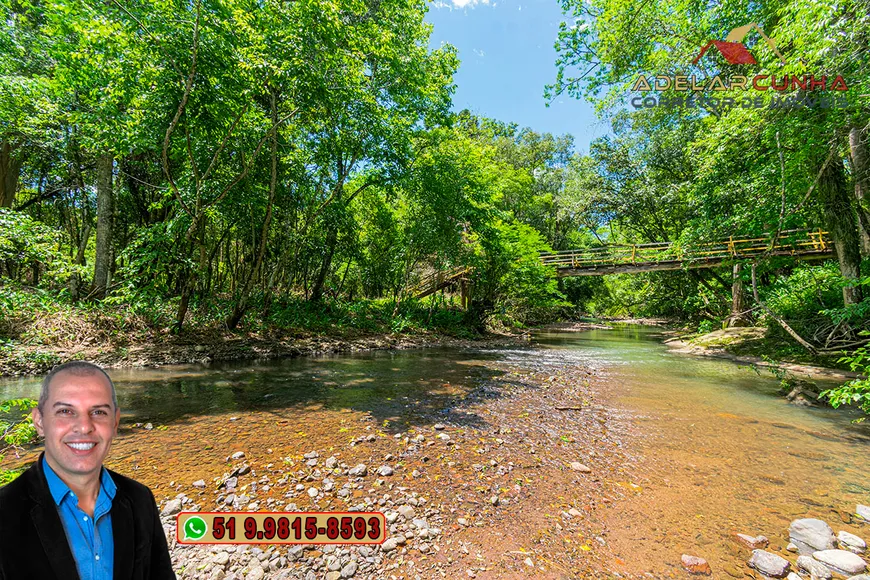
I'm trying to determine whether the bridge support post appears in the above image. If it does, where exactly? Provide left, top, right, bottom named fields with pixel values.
left=460, top=279, right=469, bottom=310
left=728, top=263, right=751, bottom=327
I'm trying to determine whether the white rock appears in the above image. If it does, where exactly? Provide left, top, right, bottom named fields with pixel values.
left=569, top=462, right=591, bottom=473
left=839, top=530, right=867, bottom=554
left=160, top=499, right=183, bottom=516
left=192, top=479, right=207, bottom=489
left=748, top=550, right=791, bottom=578
left=245, top=564, right=264, bottom=580
left=790, top=519, right=837, bottom=554
left=308, top=487, right=319, bottom=498
left=856, top=505, right=870, bottom=522
left=377, top=465, right=394, bottom=476
left=381, top=538, right=399, bottom=552
left=348, top=464, right=367, bottom=477
left=231, top=451, right=246, bottom=460
left=340, top=561, right=358, bottom=578
left=797, top=555, right=832, bottom=580
left=812, top=550, right=867, bottom=576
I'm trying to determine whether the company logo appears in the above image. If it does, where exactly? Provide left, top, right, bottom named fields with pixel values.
left=691, top=23, right=786, bottom=66
left=629, top=21, right=850, bottom=110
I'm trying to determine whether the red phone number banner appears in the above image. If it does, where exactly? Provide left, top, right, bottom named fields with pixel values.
left=176, top=512, right=386, bottom=545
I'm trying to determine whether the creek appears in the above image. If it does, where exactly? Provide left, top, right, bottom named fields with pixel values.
left=2, top=324, right=868, bottom=577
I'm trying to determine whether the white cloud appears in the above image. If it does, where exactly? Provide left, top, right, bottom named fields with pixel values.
left=431, top=0, right=493, bottom=9
left=473, top=48, right=486, bottom=57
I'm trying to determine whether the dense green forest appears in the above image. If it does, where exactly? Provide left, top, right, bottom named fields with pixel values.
left=1, top=0, right=869, bottom=410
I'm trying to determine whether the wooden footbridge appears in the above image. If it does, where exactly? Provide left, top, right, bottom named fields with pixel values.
left=412, top=230, right=832, bottom=301
left=539, top=229, right=832, bottom=276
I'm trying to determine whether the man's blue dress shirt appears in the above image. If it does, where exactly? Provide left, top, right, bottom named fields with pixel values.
left=42, top=456, right=116, bottom=580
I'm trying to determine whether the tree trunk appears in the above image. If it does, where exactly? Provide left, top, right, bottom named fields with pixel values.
left=227, top=91, right=279, bottom=329
left=92, top=153, right=114, bottom=297
left=728, top=263, right=751, bottom=327
left=310, top=224, right=338, bottom=302
left=819, top=155, right=863, bottom=306
left=69, top=224, right=92, bottom=302
left=0, top=141, right=23, bottom=208
left=849, top=126, right=870, bottom=255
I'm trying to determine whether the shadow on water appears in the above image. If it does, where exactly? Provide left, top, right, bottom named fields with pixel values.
left=0, top=348, right=534, bottom=433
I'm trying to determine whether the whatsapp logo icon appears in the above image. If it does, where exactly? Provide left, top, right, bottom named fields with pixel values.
left=183, top=516, right=208, bottom=541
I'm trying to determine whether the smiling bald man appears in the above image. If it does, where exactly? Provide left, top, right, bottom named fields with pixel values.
left=0, top=361, right=175, bottom=580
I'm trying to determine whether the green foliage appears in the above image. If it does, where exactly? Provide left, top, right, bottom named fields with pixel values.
left=820, top=335, right=870, bottom=418
left=0, top=397, right=38, bottom=483
left=0, top=209, right=77, bottom=282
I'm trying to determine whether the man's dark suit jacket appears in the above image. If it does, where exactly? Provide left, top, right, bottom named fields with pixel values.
left=0, top=453, right=176, bottom=580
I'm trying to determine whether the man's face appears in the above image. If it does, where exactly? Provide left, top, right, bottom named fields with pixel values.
left=32, top=371, right=120, bottom=483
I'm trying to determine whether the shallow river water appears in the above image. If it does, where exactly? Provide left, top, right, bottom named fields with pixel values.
left=533, top=325, right=870, bottom=576
left=2, top=324, right=868, bottom=577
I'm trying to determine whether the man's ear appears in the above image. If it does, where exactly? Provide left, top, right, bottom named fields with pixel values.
left=113, top=408, right=120, bottom=434
left=32, top=407, right=44, bottom=437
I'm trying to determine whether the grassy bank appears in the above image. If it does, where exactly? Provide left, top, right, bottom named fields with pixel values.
left=0, top=283, right=505, bottom=377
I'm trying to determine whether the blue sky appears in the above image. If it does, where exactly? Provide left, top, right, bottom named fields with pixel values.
left=425, top=0, right=606, bottom=154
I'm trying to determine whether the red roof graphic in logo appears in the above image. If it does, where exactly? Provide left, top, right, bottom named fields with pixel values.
left=692, top=23, right=786, bottom=66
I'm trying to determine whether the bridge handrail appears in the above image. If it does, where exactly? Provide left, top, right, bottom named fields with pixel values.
left=539, top=229, right=830, bottom=269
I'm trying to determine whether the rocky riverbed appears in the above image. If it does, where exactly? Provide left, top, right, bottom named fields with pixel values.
left=4, top=327, right=869, bottom=578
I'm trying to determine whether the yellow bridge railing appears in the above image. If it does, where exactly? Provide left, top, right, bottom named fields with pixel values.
left=539, top=229, right=832, bottom=273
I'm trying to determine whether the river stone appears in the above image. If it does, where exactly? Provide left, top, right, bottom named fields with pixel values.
left=160, top=499, right=183, bottom=516
left=348, top=464, right=367, bottom=477
left=790, top=519, right=838, bottom=554
left=569, top=462, right=591, bottom=473
left=735, top=533, right=769, bottom=549
left=325, top=573, right=340, bottom=580
left=680, top=554, right=712, bottom=575
left=748, top=550, right=791, bottom=578
left=812, top=550, right=867, bottom=576
left=231, top=451, right=246, bottom=460
left=377, top=465, right=394, bottom=476
left=245, top=564, right=264, bottom=580
left=846, top=576, right=870, bottom=580
left=857, top=505, right=870, bottom=522
left=213, top=552, right=230, bottom=566
left=787, top=575, right=802, bottom=580
left=797, top=555, right=833, bottom=580
left=340, top=561, right=358, bottom=578
left=397, top=505, right=415, bottom=519
left=838, top=531, right=867, bottom=554
left=381, top=538, right=399, bottom=552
